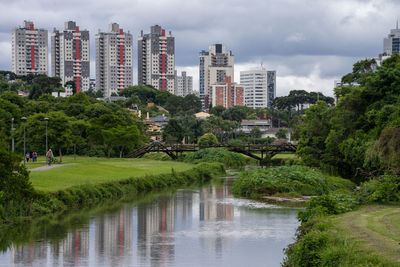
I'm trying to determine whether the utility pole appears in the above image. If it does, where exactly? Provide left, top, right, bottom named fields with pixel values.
left=21, top=117, right=27, bottom=166
left=44, top=117, right=49, bottom=154
left=11, top=118, right=14, bottom=152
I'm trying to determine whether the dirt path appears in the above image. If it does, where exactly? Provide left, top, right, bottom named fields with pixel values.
left=336, top=205, right=400, bottom=264
left=30, top=163, right=78, bottom=172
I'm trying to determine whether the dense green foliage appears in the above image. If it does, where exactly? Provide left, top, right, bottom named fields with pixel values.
left=297, top=54, right=400, bottom=181
left=231, top=166, right=355, bottom=198
left=0, top=148, right=35, bottom=219
left=183, top=148, right=246, bottom=169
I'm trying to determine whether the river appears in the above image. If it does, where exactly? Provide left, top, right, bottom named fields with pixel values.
left=0, top=176, right=300, bottom=267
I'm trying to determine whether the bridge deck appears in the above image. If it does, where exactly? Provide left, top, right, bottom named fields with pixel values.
left=126, top=143, right=297, bottom=162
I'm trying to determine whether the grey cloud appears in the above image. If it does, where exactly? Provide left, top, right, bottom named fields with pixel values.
left=0, top=0, right=398, bottom=92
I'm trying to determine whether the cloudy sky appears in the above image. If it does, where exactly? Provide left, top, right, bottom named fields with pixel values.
left=0, top=0, right=398, bottom=96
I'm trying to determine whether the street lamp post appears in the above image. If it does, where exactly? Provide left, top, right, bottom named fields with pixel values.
left=21, top=117, right=27, bottom=166
left=44, top=117, right=49, bottom=154
left=11, top=118, right=14, bottom=152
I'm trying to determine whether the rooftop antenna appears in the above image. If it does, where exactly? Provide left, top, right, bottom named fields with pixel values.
left=397, top=19, right=399, bottom=30
left=261, top=61, right=264, bottom=69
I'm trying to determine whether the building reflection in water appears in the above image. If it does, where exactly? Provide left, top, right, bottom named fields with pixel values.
left=137, top=196, right=177, bottom=266
left=6, top=180, right=278, bottom=267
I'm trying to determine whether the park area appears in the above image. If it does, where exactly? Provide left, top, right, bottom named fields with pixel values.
left=27, top=156, right=194, bottom=192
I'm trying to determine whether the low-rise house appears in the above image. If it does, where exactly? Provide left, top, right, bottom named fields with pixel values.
left=240, top=119, right=272, bottom=133
left=195, top=112, right=211, bottom=119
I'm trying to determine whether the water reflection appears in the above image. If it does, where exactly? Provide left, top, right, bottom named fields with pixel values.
left=1, top=177, right=300, bottom=267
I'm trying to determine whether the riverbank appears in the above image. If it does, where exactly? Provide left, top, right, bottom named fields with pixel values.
left=283, top=173, right=400, bottom=266
left=1, top=160, right=225, bottom=224
left=284, top=204, right=400, bottom=266
left=29, top=156, right=194, bottom=191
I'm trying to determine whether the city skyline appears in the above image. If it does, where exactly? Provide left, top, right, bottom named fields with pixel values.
left=1, top=0, right=399, bottom=96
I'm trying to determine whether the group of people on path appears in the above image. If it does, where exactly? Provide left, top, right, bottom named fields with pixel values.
left=25, top=149, right=54, bottom=166
left=25, top=151, right=38, bottom=162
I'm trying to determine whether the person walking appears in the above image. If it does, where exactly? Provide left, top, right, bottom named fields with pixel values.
left=33, top=152, right=37, bottom=162
left=25, top=152, right=30, bottom=162
left=46, top=149, right=53, bottom=166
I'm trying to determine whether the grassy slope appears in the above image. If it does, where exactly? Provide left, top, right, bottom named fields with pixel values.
left=335, top=205, right=400, bottom=264
left=29, top=156, right=194, bottom=192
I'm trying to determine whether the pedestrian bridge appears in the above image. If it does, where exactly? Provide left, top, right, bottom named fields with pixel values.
left=126, top=142, right=297, bottom=161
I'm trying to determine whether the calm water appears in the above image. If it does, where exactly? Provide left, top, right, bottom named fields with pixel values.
left=0, top=177, right=300, bottom=267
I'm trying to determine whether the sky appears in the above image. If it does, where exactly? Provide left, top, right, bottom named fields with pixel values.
left=0, top=0, right=398, bottom=96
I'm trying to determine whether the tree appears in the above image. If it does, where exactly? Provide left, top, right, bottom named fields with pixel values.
left=250, top=126, right=262, bottom=138
left=70, top=119, right=88, bottom=159
left=0, top=148, right=34, bottom=218
left=163, top=119, right=184, bottom=143
left=275, top=128, right=288, bottom=139
left=198, top=133, right=218, bottom=148
left=65, top=80, right=76, bottom=95
left=183, top=94, right=202, bottom=114
left=296, top=101, right=332, bottom=167
left=103, top=125, right=142, bottom=158
left=210, top=106, right=226, bottom=117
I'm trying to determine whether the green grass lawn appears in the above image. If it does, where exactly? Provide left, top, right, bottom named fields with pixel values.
left=272, top=153, right=298, bottom=159
left=29, top=155, right=194, bottom=192
left=336, top=205, right=400, bottom=264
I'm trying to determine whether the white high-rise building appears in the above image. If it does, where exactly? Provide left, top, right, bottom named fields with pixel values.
left=138, top=25, right=175, bottom=93
left=52, top=21, right=90, bottom=95
left=95, top=23, right=133, bottom=97
left=383, top=22, right=400, bottom=56
left=199, top=44, right=234, bottom=110
left=12, top=21, right=48, bottom=76
left=175, top=71, right=193, bottom=96
left=240, top=68, right=276, bottom=108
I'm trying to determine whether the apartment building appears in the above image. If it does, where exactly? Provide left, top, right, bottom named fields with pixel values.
left=12, top=21, right=48, bottom=75
left=199, top=44, right=234, bottom=110
left=95, top=23, right=133, bottom=97
left=240, top=68, right=276, bottom=108
left=138, top=25, right=175, bottom=93
left=51, top=21, right=90, bottom=95
left=175, top=71, right=193, bottom=96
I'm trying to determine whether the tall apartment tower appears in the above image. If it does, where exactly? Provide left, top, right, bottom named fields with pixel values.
left=51, top=21, right=90, bottom=95
left=95, top=23, right=133, bottom=97
left=383, top=22, right=400, bottom=56
left=199, top=44, right=234, bottom=110
left=175, top=71, right=193, bottom=96
left=138, top=25, right=175, bottom=93
left=240, top=68, right=276, bottom=108
left=12, top=21, right=48, bottom=75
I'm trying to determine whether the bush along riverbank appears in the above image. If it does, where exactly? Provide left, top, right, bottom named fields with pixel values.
left=283, top=174, right=400, bottom=266
left=231, top=165, right=355, bottom=200
left=0, top=162, right=225, bottom=224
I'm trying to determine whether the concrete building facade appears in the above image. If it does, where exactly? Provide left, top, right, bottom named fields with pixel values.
left=52, top=21, right=90, bottom=95
left=138, top=25, right=175, bottom=93
left=95, top=23, right=133, bottom=97
left=175, top=71, right=193, bottom=96
left=12, top=21, right=48, bottom=75
left=199, top=44, right=234, bottom=110
left=211, top=76, right=244, bottom=108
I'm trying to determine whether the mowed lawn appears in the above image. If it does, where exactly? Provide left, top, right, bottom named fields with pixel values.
left=336, top=205, right=400, bottom=264
left=29, top=156, right=194, bottom=192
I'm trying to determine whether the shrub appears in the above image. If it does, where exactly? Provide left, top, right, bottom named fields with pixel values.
left=198, top=133, right=218, bottom=148
left=231, top=165, right=355, bottom=199
left=182, top=148, right=246, bottom=169
left=357, top=174, right=400, bottom=203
